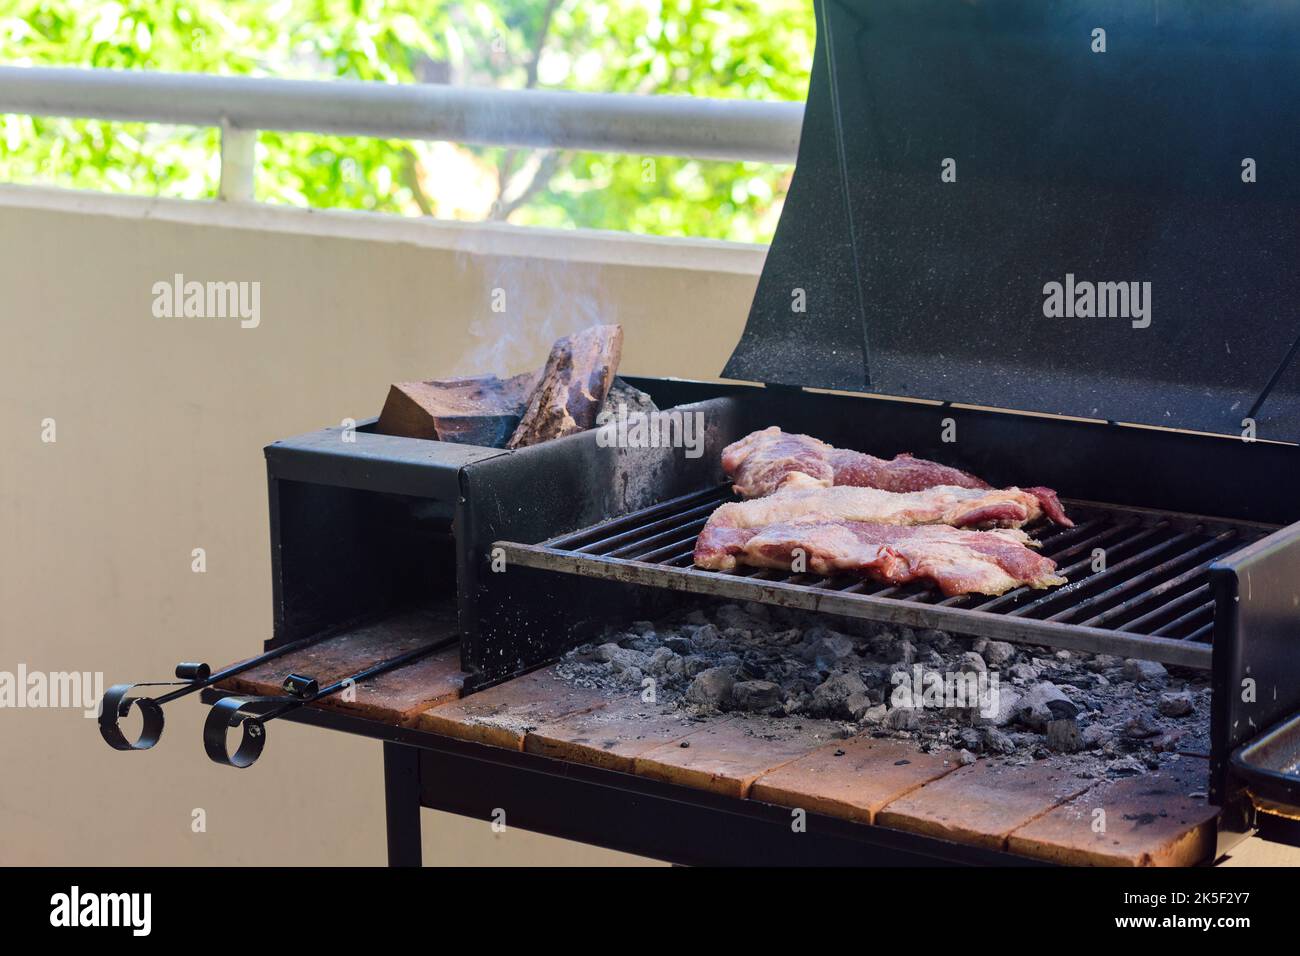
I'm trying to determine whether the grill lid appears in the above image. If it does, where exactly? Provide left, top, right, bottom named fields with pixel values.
left=725, top=0, right=1300, bottom=442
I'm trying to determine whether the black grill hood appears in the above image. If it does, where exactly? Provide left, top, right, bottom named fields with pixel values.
left=725, top=0, right=1300, bottom=442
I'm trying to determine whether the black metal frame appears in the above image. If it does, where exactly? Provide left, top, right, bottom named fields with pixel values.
left=211, top=692, right=1047, bottom=867
left=105, top=375, right=1300, bottom=856
left=499, top=488, right=1273, bottom=670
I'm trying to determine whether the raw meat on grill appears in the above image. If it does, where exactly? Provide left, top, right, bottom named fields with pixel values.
left=721, top=427, right=1072, bottom=526
left=723, top=426, right=988, bottom=496
left=695, top=484, right=1067, bottom=571
left=699, top=520, right=1064, bottom=596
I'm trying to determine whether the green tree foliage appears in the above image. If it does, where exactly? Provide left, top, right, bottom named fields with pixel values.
left=0, top=1, right=812, bottom=241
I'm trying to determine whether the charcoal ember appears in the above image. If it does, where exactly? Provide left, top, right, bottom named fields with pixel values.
left=1008, top=663, right=1040, bottom=682
left=799, top=628, right=859, bottom=671
left=741, top=601, right=771, bottom=622
left=682, top=655, right=713, bottom=678
left=1015, top=682, right=1079, bottom=730
left=846, top=691, right=874, bottom=721
left=646, top=647, right=684, bottom=679
left=883, top=706, right=919, bottom=731
left=886, top=640, right=913, bottom=666
left=605, top=642, right=655, bottom=671
left=1152, top=730, right=1185, bottom=752
left=662, top=635, right=695, bottom=655
left=1109, top=756, right=1147, bottom=777
left=600, top=378, right=657, bottom=418
left=623, top=634, right=659, bottom=653
left=686, top=667, right=735, bottom=710
left=922, top=650, right=944, bottom=668
left=628, top=619, right=656, bottom=636
left=1157, top=691, right=1195, bottom=717
left=982, top=641, right=1017, bottom=666
left=958, top=749, right=977, bottom=766
left=732, top=680, right=782, bottom=713
left=958, top=651, right=987, bottom=674
left=860, top=704, right=888, bottom=725
left=1081, top=723, right=1113, bottom=749
left=594, top=642, right=622, bottom=662
left=715, top=603, right=759, bottom=629
left=684, top=609, right=709, bottom=626
left=972, top=686, right=1021, bottom=727
left=1122, top=658, right=1169, bottom=685
left=765, top=628, right=804, bottom=647
left=867, top=631, right=901, bottom=656
left=982, top=727, right=1017, bottom=755
left=1046, top=717, right=1084, bottom=753
left=1087, top=653, right=1123, bottom=673
left=695, top=623, right=728, bottom=650
left=1122, top=713, right=1160, bottom=739
left=915, top=628, right=952, bottom=651
left=958, top=727, right=984, bottom=752
left=811, top=671, right=869, bottom=719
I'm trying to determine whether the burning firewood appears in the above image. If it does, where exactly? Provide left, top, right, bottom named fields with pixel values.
left=507, top=324, right=623, bottom=449
left=377, top=371, right=539, bottom=446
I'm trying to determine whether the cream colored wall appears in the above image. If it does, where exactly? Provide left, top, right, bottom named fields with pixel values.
left=0, top=186, right=761, bottom=865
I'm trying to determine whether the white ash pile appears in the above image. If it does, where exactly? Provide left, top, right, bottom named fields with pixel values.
left=555, top=602, right=1209, bottom=774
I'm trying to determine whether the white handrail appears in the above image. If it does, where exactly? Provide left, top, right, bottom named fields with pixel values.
left=0, top=66, right=803, bottom=200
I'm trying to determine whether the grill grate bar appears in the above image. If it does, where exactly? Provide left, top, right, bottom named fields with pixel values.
left=933, top=519, right=1143, bottom=609
left=1151, top=600, right=1215, bottom=638
left=964, top=522, right=1167, bottom=616
left=1043, top=531, right=1236, bottom=624
left=1005, top=525, right=1184, bottom=618
left=583, top=502, right=720, bottom=557
left=550, top=486, right=727, bottom=551
left=512, top=486, right=1276, bottom=666
left=1117, top=582, right=1212, bottom=634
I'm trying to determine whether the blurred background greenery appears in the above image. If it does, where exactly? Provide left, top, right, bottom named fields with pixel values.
left=0, top=1, right=813, bottom=242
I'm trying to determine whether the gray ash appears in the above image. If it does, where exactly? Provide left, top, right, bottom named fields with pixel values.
left=555, top=602, right=1210, bottom=775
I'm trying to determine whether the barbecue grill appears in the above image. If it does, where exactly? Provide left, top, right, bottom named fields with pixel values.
left=99, top=0, right=1300, bottom=864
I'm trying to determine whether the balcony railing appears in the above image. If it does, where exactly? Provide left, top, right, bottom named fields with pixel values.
left=0, top=66, right=803, bottom=202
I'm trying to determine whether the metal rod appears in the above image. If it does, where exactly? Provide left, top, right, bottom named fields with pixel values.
left=1043, top=531, right=1232, bottom=624
left=548, top=486, right=726, bottom=550
left=1005, top=527, right=1183, bottom=618
left=1151, top=601, right=1215, bottom=638
left=0, top=66, right=803, bottom=164
left=1116, top=582, right=1212, bottom=633
left=498, top=541, right=1213, bottom=668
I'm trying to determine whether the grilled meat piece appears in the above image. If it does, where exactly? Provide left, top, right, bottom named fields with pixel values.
left=723, top=426, right=988, bottom=497
left=698, top=520, right=1064, bottom=596
left=721, top=427, right=1071, bottom=526
left=695, top=484, right=1066, bottom=571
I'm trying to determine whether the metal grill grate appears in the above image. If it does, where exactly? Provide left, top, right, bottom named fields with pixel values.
left=499, top=486, right=1278, bottom=669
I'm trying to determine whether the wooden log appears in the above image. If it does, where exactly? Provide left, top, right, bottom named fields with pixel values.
left=507, top=324, right=623, bottom=448
left=376, top=371, right=538, bottom=446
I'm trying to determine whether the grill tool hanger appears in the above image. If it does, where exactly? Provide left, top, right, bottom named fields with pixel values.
left=98, top=637, right=329, bottom=752
left=201, top=638, right=453, bottom=768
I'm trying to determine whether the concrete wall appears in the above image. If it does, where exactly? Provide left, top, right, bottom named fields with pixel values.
left=0, top=186, right=761, bottom=865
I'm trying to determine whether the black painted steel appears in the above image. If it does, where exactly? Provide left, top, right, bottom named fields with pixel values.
left=97, top=630, right=345, bottom=752
left=728, top=0, right=1300, bottom=441
left=499, top=488, right=1273, bottom=669
left=201, top=637, right=455, bottom=768
left=383, top=742, right=423, bottom=867
left=1210, top=523, right=1300, bottom=849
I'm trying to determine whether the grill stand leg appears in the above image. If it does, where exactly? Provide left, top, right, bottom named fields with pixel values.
left=383, top=741, right=422, bottom=867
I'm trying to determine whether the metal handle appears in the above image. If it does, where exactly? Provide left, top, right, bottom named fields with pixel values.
left=200, top=637, right=455, bottom=768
